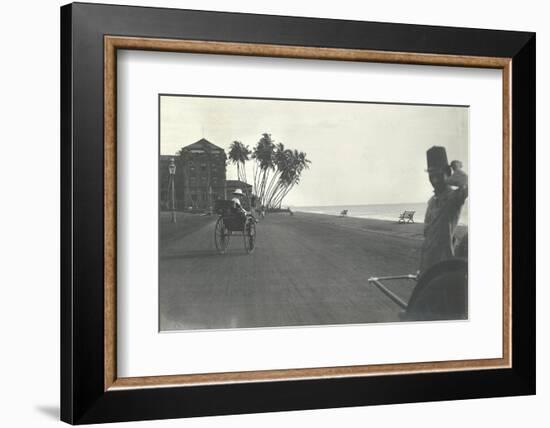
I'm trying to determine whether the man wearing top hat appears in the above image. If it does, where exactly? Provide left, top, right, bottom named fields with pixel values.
left=419, top=146, right=468, bottom=275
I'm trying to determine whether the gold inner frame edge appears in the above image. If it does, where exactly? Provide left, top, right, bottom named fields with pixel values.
left=104, top=35, right=512, bottom=391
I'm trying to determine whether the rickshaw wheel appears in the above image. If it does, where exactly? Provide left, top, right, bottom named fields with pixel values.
left=214, top=217, right=230, bottom=254
left=405, top=258, right=468, bottom=321
left=243, top=217, right=256, bottom=254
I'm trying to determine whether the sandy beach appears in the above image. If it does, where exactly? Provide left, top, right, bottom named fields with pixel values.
left=159, top=211, right=467, bottom=330
left=293, top=211, right=467, bottom=242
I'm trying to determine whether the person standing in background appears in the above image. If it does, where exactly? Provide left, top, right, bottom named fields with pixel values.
left=419, top=146, right=468, bottom=275
left=447, top=160, right=468, bottom=188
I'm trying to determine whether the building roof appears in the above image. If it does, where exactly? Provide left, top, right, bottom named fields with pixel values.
left=226, top=180, right=253, bottom=189
left=182, top=138, right=225, bottom=153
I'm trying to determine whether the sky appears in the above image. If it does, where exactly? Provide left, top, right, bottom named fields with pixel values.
left=160, top=95, right=469, bottom=206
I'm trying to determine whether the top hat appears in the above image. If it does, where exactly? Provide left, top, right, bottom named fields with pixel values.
left=426, top=146, right=451, bottom=174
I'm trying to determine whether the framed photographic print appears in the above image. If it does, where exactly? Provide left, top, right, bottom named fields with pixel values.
left=61, top=2, right=535, bottom=424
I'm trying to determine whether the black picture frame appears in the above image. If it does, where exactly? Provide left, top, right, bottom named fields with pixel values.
left=61, top=2, right=535, bottom=424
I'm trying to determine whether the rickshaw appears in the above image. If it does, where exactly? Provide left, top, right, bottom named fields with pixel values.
left=368, top=258, right=468, bottom=321
left=213, top=200, right=257, bottom=254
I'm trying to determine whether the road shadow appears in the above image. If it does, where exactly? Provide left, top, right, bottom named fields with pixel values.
left=161, top=249, right=248, bottom=260
left=35, top=405, right=59, bottom=420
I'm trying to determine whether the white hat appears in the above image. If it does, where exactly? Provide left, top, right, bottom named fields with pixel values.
left=232, top=188, right=244, bottom=196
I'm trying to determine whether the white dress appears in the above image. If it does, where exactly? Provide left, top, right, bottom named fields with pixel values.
left=231, top=197, right=246, bottom=214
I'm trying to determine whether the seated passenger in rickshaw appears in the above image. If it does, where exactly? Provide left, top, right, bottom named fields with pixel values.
left=231, top=188, right=248, bottom=216
left=213, top=189, right=257, bottom=254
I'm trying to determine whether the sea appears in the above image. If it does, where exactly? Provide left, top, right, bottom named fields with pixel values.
left=291, top=202, right=469, bottom=226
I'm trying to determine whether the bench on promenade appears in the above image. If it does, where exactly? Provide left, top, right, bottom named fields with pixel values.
left=339, top=209, right=348, bottom=217
left=398, top=210, right=415, bottom=223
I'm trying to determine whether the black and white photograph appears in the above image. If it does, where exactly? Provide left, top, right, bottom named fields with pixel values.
left=0, top=0, right=541, bottom=426
left=159, top=95, right=469, bottom=331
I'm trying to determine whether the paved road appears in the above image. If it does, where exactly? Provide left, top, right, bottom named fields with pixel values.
left=159, top=213, right=422, bottom=330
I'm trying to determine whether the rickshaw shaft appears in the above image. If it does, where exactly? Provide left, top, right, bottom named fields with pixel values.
left=368, top=279, right=408, bottom=310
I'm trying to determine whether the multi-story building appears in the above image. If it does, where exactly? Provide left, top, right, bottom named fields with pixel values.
left=160, top=138, right=227, bottom=211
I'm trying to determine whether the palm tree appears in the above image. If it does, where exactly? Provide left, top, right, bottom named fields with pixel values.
left=264, top=143, right=293, bottom=208
left=228, top=140, right=251, bottom=190
left=252, top=133, right=276, bottom=206
left=272, top=150, right=311, bottom=208
left=263, top=143, right=286, bottom=204
left=250, top=133, right=311, bottom=209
